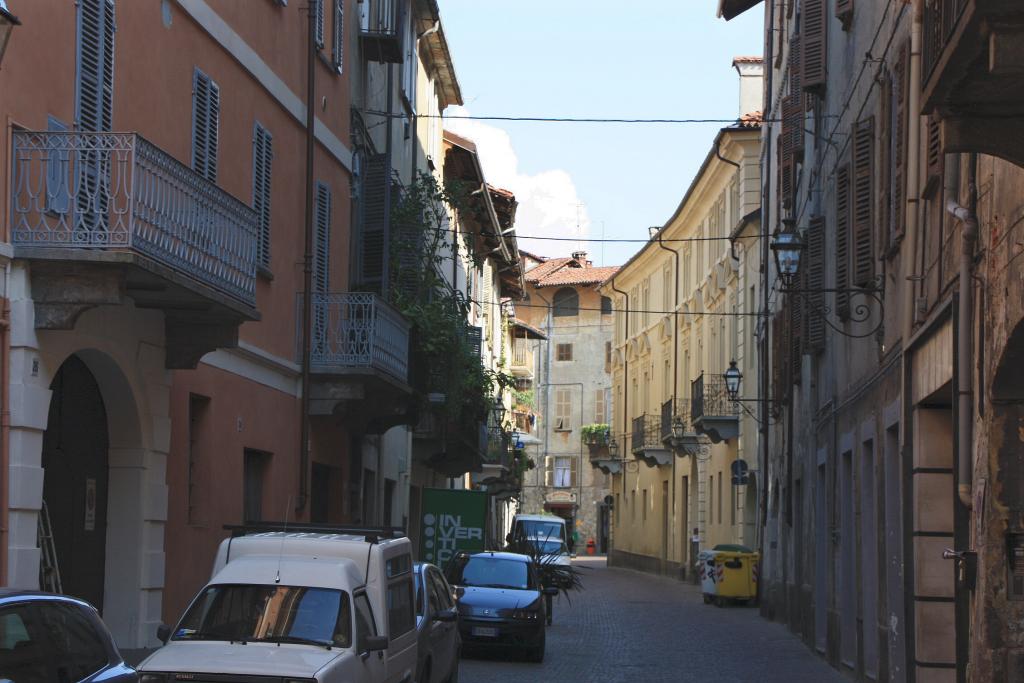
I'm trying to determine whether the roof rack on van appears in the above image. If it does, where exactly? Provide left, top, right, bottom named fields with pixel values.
left=223, top=522, right=405, bottom=543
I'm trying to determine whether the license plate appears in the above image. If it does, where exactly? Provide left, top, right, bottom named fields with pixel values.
left=471, top=626, right=499, bottom=638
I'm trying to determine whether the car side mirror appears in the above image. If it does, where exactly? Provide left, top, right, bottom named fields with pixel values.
left=156, top=624, right=171, bottom=644
left=543, top=587, right=559, bottom=596
left=363, top=635, right=388, bottom=652
left=433, top=607, right=458, bottom=623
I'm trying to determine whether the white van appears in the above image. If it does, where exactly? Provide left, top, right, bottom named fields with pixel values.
left=509, top=514, right=568, bottom=549
left=138, top=525, right=417, bottom=683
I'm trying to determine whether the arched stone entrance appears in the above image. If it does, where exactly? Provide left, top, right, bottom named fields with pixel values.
left=41, top=355, right=110, bottom=608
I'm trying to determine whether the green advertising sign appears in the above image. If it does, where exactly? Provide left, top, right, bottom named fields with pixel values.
left=420, top=488, right=488, bottom=566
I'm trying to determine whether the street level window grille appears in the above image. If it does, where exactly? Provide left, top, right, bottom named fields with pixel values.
left=252, top=123, right=273, bottom=269
left=553, top=288, right=579, bottom=317
left=601, top=296, right=613, bottom=315
left=191, top=68, right=220, bottom=183
left=557, top=343, right=573, bottom=361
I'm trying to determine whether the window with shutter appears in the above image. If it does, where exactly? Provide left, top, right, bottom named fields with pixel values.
left=926, top=116, right=943, bottom=191
left=252, top=123, right=273, bottom=269
left=802, top=0, right=828, bottom=94
left=315, top=182, right=332, bottom=295
left=465, top=326, right=482, bottom=357
left=835, top=165, right=851, bottom=320
left=891, top=43, right=909, bottom=244
left=332, top=0, right=344, bottom=72
left=357, top=154, right=388, bottom=292
left=852, top=118, right=875, bottom=287
left=836, top=0, right=854, bottom=31
left=555, top=389, right=572, bottom=431
left=789, top=30, right=803, bottom=102
left=75, top=0, right=116, bottom=132
left=806, top=216, right=826, bottom=353
left=781, top=94, right=803, bottom=210
left=192, top=68, right=220, bottom=183
left=771, top=312, right=785, bottom=405
left=315, top=0, right=325, bottom=49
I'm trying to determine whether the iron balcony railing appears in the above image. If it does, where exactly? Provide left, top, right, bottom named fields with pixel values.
left=631, top=414, right=662, bottom=454
left=10, top=131, right=258, bottom=307
left=661, top=398, right=696, bottom=441
left=299, top=292, right=410, bottom=383
left=512, top=339, right=531, bottom=368
left=923, top=0, right=969, bottom=85
left=358, top=0, right=402, bottom=62
left=691, top=373, right=740, bottom=421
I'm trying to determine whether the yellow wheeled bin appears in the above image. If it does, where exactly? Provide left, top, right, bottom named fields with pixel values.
left=710, top=545, right=759, bottom=606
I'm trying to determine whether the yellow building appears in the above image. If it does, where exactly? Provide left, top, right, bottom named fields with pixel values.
left=600, top=58, right=763, bottom=578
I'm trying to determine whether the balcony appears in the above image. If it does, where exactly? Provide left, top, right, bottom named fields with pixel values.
left=922, top=0, right=1024, bottom=166
left=471, top=431, right=512, bottom=488
left=416, top=417, right=488, bottom=478
left=510, top=338, right=534, bottom=378
left=10, top=131, right=259, bottom=368
left=359, top=0, right=403, bottom=63
left=585, top=428, right=621, bottom=475
left=661, top=399, right=703, bottom=456
left=631, top=414, right=671, bottom=467
left=298, top=292, right=412, bottom=431
left=691, top=373, right=740, bottom=443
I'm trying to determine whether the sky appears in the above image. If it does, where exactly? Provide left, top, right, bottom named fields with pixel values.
left=435, top=1, right=765, bottom=267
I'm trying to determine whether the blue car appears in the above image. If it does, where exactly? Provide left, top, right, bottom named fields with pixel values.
left=0, top=589, right=137, bottom=683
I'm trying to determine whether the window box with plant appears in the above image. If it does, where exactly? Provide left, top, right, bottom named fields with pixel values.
left=581, top=423, right=611, bottom=452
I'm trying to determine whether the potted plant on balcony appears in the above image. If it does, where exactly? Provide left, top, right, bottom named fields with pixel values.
left=581, top=423, right=610, bottom=455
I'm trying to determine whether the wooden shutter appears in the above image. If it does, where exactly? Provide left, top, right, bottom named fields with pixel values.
left=835, top=165, right=851, bottom=320
left=802, top=0, right=828, bottom=94
left=780, top=95, right=801, bottom=210
left=836, top=0, right=854, bottom=31
left=75, top=0, right=116, bottom=132
left=789, top=30, right=803, bottom=102
left=315, top=0, right=325, bottom=48
left=771, top=311, right=786, bottom=404
left=358, top=154, right=389, bottom=292
left=569, top=457, right=579, bottom=488
left=852, top=118, right=875, bottom=287
left=192, top=69, right=220, bottom=183
left=315, top=182, right=332, bottom=294
left=333, top=0, right=344, bottom=72
left=252, top=124, right=273, bottom=268
left=891, top=44, right=909, bottom=243
left=466, top=326, right=483, bottom=357
left=806, top=216, right=826, bottom=353
left=926, top=116, right=943, bottom=188
left=544, top=456, right=554, bottom=487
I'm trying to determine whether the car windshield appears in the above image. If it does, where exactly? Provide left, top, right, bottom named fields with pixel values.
left=174, top=584, right=351, bottom=648
left=529, top=539, right=567, bottom=555
left=449, top=556, right=533, bottom=590
left=520, top=521, right=565, bottom=542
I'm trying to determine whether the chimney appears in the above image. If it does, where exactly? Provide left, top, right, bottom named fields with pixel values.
left=732, top=56, right=764, bottom=118
left=571, top=250, right=588, bottom=266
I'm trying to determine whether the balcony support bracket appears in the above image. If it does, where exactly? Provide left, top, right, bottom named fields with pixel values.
left=30, top=263, right=124, bottom=330
left=164, top=315, right=240, bottom=369
left=942, top=115, right=1024, bottom=169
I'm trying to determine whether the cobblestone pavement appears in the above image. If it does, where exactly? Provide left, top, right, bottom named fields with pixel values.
left=459, top=556, right=844, bottom=683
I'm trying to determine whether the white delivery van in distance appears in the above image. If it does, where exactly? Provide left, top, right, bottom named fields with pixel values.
left=138, top=524, right=418, bottom=683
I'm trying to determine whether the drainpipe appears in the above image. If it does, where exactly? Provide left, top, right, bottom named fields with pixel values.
left=0, top=263, right=9, bottom=583
left=656, top=237, right=682, bottom=562
left=947, top=154, right=978, bottom=509
left=610, top=280, right=629, bottom=498
left=297, top=0, right=318, bottom=513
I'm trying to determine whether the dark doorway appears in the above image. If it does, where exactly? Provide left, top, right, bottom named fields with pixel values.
left=243, top=449, right=270, bottom=523
left=311, top=462, right=331, bottom=523
left=42, top=355, right=110, bottom=611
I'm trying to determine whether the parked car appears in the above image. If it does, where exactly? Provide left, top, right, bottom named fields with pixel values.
left=444, top=551, right=557, bottom=663
left=508, top=514, right=567, bottom=551
left=413, top=562, right=461, bottom=683
left=0, top=589, right=137, bottom=683
left=138, top=524, right=417, bottom=683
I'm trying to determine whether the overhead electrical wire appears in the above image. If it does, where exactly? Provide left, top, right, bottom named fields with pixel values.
left=362, top=110, right=842, bottom=125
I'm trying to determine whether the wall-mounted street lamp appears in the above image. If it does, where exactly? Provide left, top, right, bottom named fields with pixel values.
left=724, top=360, right=742, bottom=401
left=492, top=402, right=507, bottom=426
left=770, top=219, right=805, bottom=291
left=0, top=1, right=21, bottom=69
left=607, top=438, right=619, bottom=458
left=671, top=416, right=686, bottom=441
left=771, top=219, right=884, bottom=339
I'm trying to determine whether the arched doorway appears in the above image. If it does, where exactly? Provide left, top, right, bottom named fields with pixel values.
left=41, top=355, right=110, bottom=610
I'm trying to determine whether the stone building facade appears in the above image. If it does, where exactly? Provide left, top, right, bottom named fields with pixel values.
left=515, top=253, right=618, bottom=553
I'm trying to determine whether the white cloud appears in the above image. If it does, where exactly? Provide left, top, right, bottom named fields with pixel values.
left=444, top=106, right=589, bottom=259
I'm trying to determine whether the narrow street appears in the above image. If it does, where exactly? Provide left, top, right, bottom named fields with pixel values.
left=461, top=557, right=844, bottom=682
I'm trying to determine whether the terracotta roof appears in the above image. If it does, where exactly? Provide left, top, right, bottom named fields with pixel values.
left=537, top=265, right=619, bottom=287
left=519, top=249, right=548, bottom=262
left=524, top=257, right=572, bottom=283
left=732, top=55, right=764, bottom=64
left=735, top=111, right=763, bottom=129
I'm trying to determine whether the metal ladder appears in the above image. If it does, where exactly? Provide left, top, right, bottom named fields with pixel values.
left=38, top=500, right=62, bottom=594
